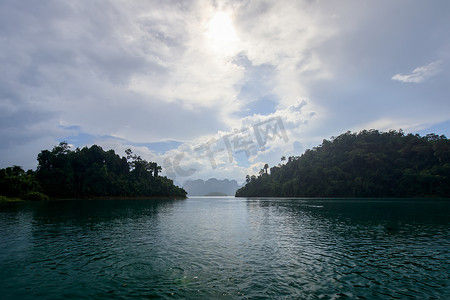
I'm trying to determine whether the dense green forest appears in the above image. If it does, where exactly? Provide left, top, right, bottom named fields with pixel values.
left=0, top=142, right=186, bottom=200
left=236, top=130, right=450, bottom=198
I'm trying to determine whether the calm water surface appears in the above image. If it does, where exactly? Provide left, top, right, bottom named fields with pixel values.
left=0, top=197, right=449, bottom=299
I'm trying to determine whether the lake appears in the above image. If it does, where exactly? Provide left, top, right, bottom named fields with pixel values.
left=0, top=197, right=449, bottom=299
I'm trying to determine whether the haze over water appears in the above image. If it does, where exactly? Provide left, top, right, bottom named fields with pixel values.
left=0, top=197, right=449, bottom=299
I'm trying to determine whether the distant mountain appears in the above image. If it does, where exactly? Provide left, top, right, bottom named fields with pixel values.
left=183, top=178, right=241, bottom=196
left=204, top=192, right=228, bottom=196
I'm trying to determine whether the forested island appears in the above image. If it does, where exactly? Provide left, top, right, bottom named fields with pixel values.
left=236, top=130, right=450, bottom=198
left=0, top=142, right=187, bottom=201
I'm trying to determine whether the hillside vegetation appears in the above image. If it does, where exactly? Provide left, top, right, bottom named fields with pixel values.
left=236, top=130, right=450, bottom=198
left=0, top=142, right=186, bottom=200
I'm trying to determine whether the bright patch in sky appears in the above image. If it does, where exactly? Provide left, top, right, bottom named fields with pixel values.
left=206, top=11, right=239, bottom=55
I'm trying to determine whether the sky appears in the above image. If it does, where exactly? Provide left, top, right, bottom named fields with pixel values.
left=1, top=0, right=449, bottom=185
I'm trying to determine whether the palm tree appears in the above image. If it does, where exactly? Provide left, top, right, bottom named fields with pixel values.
left=259, top=169, right=265, bottom=177
left=150, top=162, right=162, bottom=177
left=154, top=165, right=162, bottom=177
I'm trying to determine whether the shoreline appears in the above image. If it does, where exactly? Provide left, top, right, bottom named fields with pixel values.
left=47, top=195, right=187, bottom=201
left=0, top=195, right=187, bottom=203
left=0, top=196, right=25, bottom=203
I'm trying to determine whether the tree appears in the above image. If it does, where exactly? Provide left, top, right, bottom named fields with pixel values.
left=150, top=162, right=162, bottom=177
left=236, top=130, right=450, bottom=198
left=0, top=166, right=40, bottom=197
left=33, top=144, right=187, bottom=198
left=36, top=142, right=74, bottom=198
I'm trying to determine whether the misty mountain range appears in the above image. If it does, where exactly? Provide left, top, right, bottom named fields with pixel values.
left=183, top=178, right=241, bottom=196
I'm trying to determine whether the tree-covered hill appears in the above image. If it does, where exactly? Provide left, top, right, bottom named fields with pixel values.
left=236, top=130, right=450, bottom=198
left=1, top=142, right=186, bottom=200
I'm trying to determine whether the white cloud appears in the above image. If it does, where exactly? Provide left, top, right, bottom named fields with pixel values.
left=126, top=2, right=245, bottom=112
left=233, top=1, right=335, bottom=108
left=0, top=1, right=244, bottom=147
left=156, top=100, right=315, bottom=184
left=1, top=0, right=450, bottom=178
left=392, top=60, right=443, bottom=83
left=353, top=115, right=450, bottom=135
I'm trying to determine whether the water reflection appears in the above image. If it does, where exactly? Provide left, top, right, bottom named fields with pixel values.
left=30, top=198, right=181, bottom=222
left=0, top=199, right=183, bottom=299
left=245, top=198, right=450, bottom=299
left=0, top=198, right=449, bottom=299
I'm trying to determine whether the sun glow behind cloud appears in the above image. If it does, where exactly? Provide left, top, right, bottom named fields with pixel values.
left=205, top=11, right=239, bottom=56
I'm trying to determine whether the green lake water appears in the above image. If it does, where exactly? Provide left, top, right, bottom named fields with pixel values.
left=0, top=197, right=449, bottom=299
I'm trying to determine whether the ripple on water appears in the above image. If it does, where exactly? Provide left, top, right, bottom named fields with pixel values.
left=0, top=198, right=449, bottom=299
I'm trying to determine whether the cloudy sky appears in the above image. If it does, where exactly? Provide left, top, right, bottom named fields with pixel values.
left=1, top=0, right=449, bottom=185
